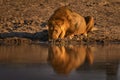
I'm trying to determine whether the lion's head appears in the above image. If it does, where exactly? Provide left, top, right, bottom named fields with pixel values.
left=48, top=19, right=64, bottom=40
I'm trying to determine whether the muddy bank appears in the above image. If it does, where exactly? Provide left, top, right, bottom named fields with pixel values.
left=0, top=0, right=120, bottom=44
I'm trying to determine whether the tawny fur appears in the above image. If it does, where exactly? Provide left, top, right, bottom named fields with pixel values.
left=48, top=6, right=96, bottom=40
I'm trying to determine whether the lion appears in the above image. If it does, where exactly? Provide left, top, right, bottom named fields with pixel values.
left=48, top=6, right=97, bottom=41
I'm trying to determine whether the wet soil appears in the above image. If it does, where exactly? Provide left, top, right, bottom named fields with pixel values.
left=0, top=0, right=120, bottom=44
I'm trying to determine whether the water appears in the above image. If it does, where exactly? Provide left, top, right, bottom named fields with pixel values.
left=0, top=43, right=120, bottom=80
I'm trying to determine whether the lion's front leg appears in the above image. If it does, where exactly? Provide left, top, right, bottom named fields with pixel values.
left=59, top=31, right=66, bottom=39
left=65, top=32, right=74, bottom=40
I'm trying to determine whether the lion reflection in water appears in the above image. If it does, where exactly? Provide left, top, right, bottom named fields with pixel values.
left=48, top=45, right=94, bottom=74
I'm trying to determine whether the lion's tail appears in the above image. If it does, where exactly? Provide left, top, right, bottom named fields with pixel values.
left=91, top=27, right=98, bottom=31
left=85, top=16, right=98, bottom=32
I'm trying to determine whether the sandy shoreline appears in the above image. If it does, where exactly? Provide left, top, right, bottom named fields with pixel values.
left=0, top=0, right=120, bottom=44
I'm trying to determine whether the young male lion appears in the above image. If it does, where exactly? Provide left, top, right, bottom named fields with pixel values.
left=48, top=6, right=96, bottom=41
